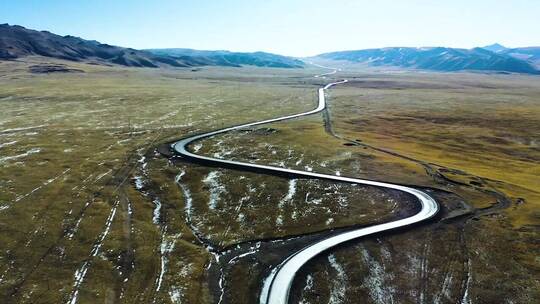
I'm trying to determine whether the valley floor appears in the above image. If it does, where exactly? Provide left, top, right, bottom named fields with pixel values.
left=0, top=58, right=538, bottom=303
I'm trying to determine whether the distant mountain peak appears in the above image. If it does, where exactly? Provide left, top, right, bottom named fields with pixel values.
left=483, top=43, right=508, bottom=53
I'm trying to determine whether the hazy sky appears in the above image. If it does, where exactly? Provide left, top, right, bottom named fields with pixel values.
left=2, top=0, right=539, bottom=56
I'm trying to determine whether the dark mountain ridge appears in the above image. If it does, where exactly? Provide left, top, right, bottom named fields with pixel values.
left=0, top=24, right=304, bottom=68
left=0, top=24, right=199, bottom=67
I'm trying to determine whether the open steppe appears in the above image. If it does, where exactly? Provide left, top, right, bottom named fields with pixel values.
left=0, top=58, right=538, bottom=303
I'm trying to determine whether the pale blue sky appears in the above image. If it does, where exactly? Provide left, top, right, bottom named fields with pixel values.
left=1, top=0, right=539, bottom=56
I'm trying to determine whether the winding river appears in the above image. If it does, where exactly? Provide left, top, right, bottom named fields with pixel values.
left=171, top=67, right=439, bottom=304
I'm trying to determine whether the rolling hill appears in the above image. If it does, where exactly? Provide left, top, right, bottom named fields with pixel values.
left=146, top=48, right=304, bottom=68
left=316, top=46, right=540, bottom=74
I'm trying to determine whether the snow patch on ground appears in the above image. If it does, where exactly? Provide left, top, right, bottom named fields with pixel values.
left=0, top=141, right=17, bottom=148
left=297, top=274, right=315, bottom=304
left=304, top=274, right=314, bottom=291
left=169, top=287, right=183, bottom=303
left=360, top=247, right=395, bottom=304
left=11, top=168, right=70, bottom=204
left=175, top=171, right=193, bottom=219
left=94, top=169, right=112, bottom=182
left=67, top=200, right=119, bottom=304
left=227, top=243, right=260, bottom=265
left=133, top=149, right=162, bottom=225
left=67, top=212, right=85, bottom=240
left=304, top=192, right=322, bottom=205
left=0, top=147, right=41, bottom=163
left=0, top=124, right=47, bottom=134
left=434, top=271, right=454, bottom=304
left=192, top=143, right=202, bottom=152
left=276, top=215, right=283, bottom=226
left=202, top=171, right=226, bottom=210
left=276, top=179, right=297, bottom=226
left=155, top=232, right=177, bottom=295
left=461, top=258, right=473, bottom=304
left=284, top=179, right=297, bottom=202
left=152, top=198, right=162, bottom=224
left=133, top=176, right=145, bottom=190
left=212, top=140, right=235, bottom=158
left=278, top=179, right=297, bottom=209
left=328, top=254, right=348, bottom=304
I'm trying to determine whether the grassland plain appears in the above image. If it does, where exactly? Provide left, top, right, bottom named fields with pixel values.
left=0, top=58, right=322, bottom=303
left=285, top=69, right=540, bottom=304
left=183, top=69, right=539, bottom=303
left=0, top=57, right=538, bottom=304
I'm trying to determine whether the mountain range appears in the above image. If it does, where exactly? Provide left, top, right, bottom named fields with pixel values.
left=315, top=45, right=540, bottom=74
left=1, top=23, right=539, bottom=74
left=145, top=48, right=304, bottom=68
left=0, top=24, right=303, bottom=68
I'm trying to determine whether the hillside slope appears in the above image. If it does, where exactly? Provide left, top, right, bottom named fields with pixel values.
left=0, top=24, right=304, bottom=69
left=146, top=48, right=305, bottom=68
left=502, top=47, right=540, bottom=68
left=0, top=24, right=202, bottom=67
